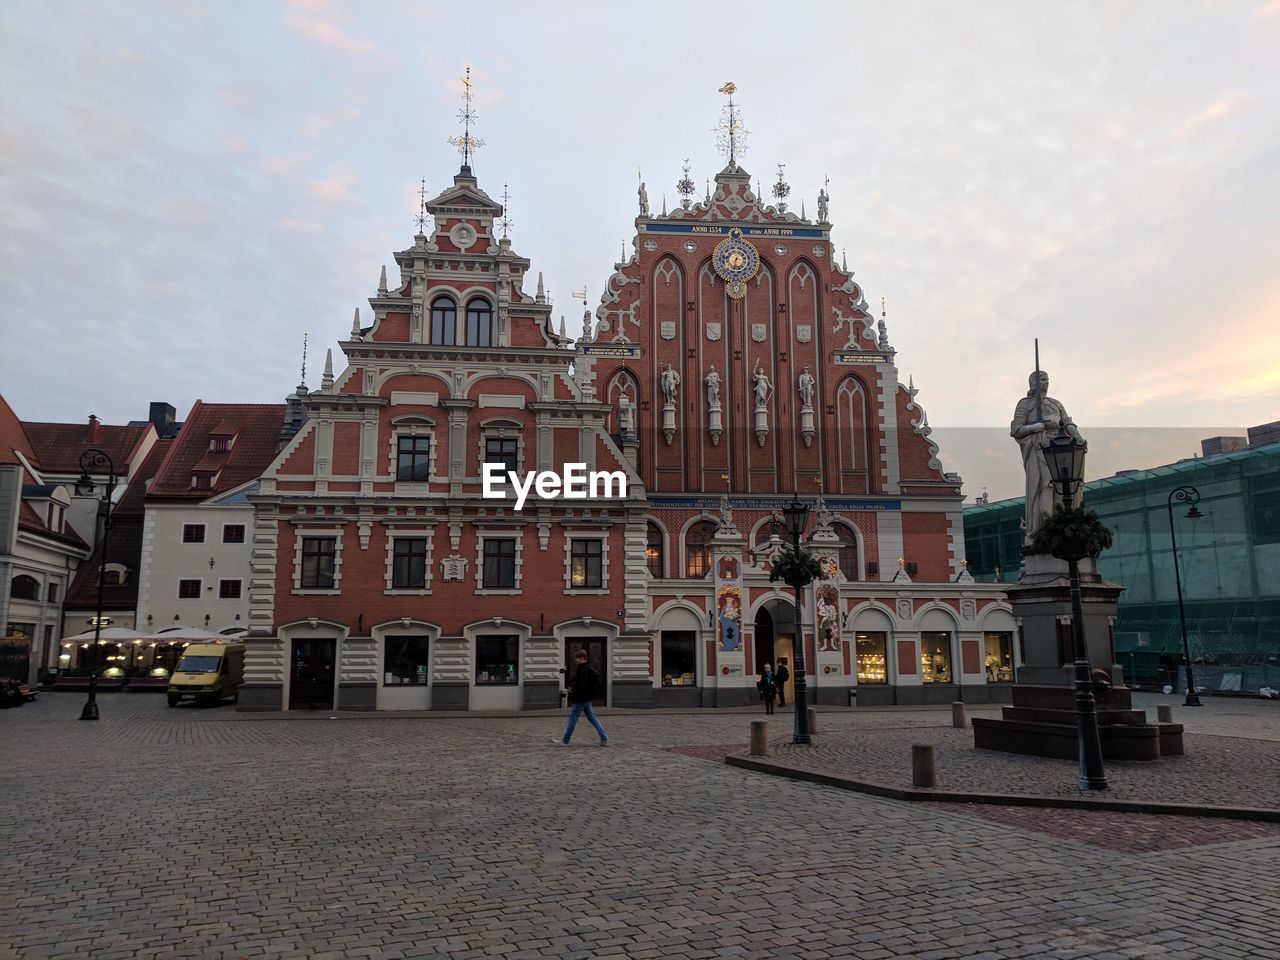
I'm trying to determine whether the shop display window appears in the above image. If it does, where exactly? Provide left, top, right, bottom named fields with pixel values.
left=385, top=635, right=430, bottom=685
left=855, top=632, right=888, bottom=684
left=476, top=635, right=518, bottom=685
left=661, top=631, right=697, bottom=686
left=920, top=631, right=952, bottom=684
left=984, top=631, right=1015, bottom=682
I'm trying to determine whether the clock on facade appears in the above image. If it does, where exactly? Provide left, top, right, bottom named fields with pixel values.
left=712, top=228, right=761, bottom=299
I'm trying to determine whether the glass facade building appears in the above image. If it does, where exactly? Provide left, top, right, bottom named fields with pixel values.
left=964, top=443, right=1280, bottom=693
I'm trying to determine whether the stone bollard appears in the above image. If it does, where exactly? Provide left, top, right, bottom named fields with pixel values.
left=750, top=720, right=769, bottom=756
left=912, top=744, right=937, bottom=788
left=807, top=707, right=818, bottom=736
left=952, top=700, right=967, bottom=729
left=1157, top=704, right=1174, bottom=724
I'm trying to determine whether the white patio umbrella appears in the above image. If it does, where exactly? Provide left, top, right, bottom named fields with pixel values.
left=60, top=626, right=151, bottom=643
left=149, top=626, right=223, bottom=642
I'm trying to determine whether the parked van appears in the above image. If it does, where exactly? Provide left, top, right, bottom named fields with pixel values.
left=167, top=643, right=245, bottom=707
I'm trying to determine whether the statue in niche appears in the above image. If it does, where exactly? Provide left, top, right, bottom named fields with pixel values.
left=704, top=366, right=721, bottom=408
left=798, top=367, right=815, bottom=408
left=660, top=364, right=680, bottom=406
left=752, top=361, right=772, bottom=408
left=1010, top=370, right=1087, bottom=542
left=618, top=396, right=636, bottom=438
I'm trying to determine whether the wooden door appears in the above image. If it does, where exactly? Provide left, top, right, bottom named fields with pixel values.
left=289, top=638, right=336, bottom=710
left=564, top=637, right=607, bottom=706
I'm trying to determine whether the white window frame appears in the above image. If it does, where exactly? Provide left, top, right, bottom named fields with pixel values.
left=218, top=578, right=243, bottom=600
left=475, top=530, right=523, bottom=595
left=388, top=417, right=438, bottom=487
left=181, top=523, right=206, bottom=544
left=563, top=531, right=610, bottom=595
left=177, top=578, right=203, bottom=600
left=292, top=528, right=343, bottom=595
left=385, top=529, right=435, bottom=595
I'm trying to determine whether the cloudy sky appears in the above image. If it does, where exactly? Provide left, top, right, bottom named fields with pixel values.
left=2, top=1, right=1277, bottom=500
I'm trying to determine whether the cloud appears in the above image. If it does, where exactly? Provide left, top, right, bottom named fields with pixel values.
left=282, top=10, right=374, bottom=57
left=1178, top=92, right=1248, bottom=138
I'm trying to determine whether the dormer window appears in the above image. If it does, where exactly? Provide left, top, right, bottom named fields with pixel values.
left=430, top=296, right=457, bottom=345
left=209, top=436, right=231, bottom=452
left=192, top=472, right=215, bottom=491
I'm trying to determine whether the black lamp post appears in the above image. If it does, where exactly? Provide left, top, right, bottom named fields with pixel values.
left=1042, top=427, right=1107, bottom=791
left=780, top=493, right=812, bottom=745
left=74, top=447, right=117, bottom=722
left=1166, top=485, right=1203, bottom=707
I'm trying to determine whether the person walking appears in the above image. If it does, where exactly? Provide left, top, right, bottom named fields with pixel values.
left=775, top=657, right=790, bottom=707
left=757, top=662, right=776, bottom=715
left=554, top=649, right=608, bottom=746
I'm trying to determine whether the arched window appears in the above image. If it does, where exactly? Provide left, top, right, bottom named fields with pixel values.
left=833, top=524, right=860, bottom=581
left=10, top=575, right=39, bottom=601
left=645, top=522, right=664, bottom=578
left=430, top=296, right=457, bottom=345
left=465, top=298, right=493, bottom=347
left=684, top=520, right=717, bottom=579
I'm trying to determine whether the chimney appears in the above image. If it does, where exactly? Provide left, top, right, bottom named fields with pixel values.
left=148, top=402, right=176, bottom=437
left=87, top=414, right=102, bottom=443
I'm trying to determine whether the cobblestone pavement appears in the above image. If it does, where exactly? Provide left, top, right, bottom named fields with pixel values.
left=2, top=694, right=1277, bottom=959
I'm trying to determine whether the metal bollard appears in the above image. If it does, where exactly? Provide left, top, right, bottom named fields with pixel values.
left=750, top=719, right=769, bottom=756
left=951, top=700, right=967, bottom=729
left=807, top=707, right=818, bottom=735
left=1157, top=704, right=1173, bottom=724
left=912, top=744, right=937, bottom=788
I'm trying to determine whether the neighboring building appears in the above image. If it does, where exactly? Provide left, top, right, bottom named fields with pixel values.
left=964, top=436, right=1280, bottom=692
left=241, top=138, right=1008, bottom=711
left=0, top=395, right=91, bottom=683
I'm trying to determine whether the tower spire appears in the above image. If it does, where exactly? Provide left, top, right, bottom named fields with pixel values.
left=321, top=348, right=334, bottom=392
left=350, top=308, right=361, bottom=339
left=448, top=65, right=485, bottom=172
left=499, top=182, right=512, bottom=238
left=414, top=179, right=428, bottom=233
left=299, top=333, right=309, bottom=389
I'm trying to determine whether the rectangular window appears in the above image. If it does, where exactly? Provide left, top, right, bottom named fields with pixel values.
left=192, top=474, right=212, bottom=491
left=384, top=635, right=430, bottom=685
left=46, top=582, right=59, bottom=604
left=984, top=631, right=1014, bottom=683
left=301, top=537, right=337, bottom=589
left=482, top=538, right=516, bottom=589
left=392, top=538, right=428, bottom=589
left=660, top=632, right=697, bottom=686
left=570, top=539, right=603, bottom=588
left=182, top=524, right=205, bottom=543
left=856, top=632, right=888, bottom=684
left=222, top=524, right=246, bottom=544
left=475, top=635, right=518, bottom=685
left=921, top=631, right=952, bottom=684
left=178, top=579, right=201, bottom=599
left=218, top=579, right=242, bottom=599
left=396, top=436, right=431, bottom=482
left=484, top=436, right=518, bottom=474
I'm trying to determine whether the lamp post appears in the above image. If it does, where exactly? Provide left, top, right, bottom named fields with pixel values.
left=1166, top=485, right=1203, bottom=707
left=1042, top=427, right=1107, bottom=791
left=74, top=448, right=117, bottom=721
left=781, top=493, right=812, bottom=745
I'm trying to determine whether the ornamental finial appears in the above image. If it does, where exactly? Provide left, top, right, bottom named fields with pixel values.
left=447, top=65, right=485, bottom=170
left=714, top=82, right=748, bottom=163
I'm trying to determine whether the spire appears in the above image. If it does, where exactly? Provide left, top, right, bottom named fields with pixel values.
left=414, top=179, right=428, bottom=233
left=559, top=316, right=567, bottom=339
left=536, top=271, right=546, bottom=304
left=350, top=308, right=361, bottom=339
left=714, top=82, right=749, bottom=165
left=842, top=249, right=848, bottom=272
left=321, top=349, right=334, bottom=392
left=878, top=297, right=891, bottom=351
left=378, top=265, right=388, bottom=295
left=801, top=199, right=806, bottom=220
left=499, top=182, right=512, bottom=238
left=447, top=64, right=485, bottom=173
left=661, top=194, right=667, bottom=216
left=298, top=333, right=309, bottom=392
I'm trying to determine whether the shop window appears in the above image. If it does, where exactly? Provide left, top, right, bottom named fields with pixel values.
left=10, top=575, right=39, bottom=601
left=465, top=298, right=493, bottom=347
left=570, top=539, right=603, bottom=589
left=645, top=522, right=664, bottom=578
left=218, top=580, right=241, bottom=599
left=384, top=635, right=430, bottom=685
left=834, top=524, right=860, bottom=581
left=856, top=632, right=888, bottom=684
left=178, top=579, right=201, bottom=599
left=301, top=537, right=337, bottom=589
left=223, top=524, right=246, bottom=544
left=392, top=538, right=429, bottom=589
left=430, top=295, right=457, bottom=345
left=182, top=524, right=205, bottom=544
left=482, top=539, right=516, bottom=589
left=684, top=520, right=716, bottom=579
left=921, top=631, right=953, bottom=683
left=984, top=631, right=1015, bottom=682
left=484, top=436, right=518, bottom=474
left=661, top=632, right=697, bottom=686
left=476, top=635, right=518, bottom=685
left=396, top=436, right=432, bottom=482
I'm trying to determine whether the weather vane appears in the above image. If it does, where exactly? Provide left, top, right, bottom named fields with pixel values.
left=772, top=163, right=790, bottom=213
left=714, top=82, right=749, bottom=164
left=499, top=182, right=512, bottom=238
left=414, top=179, right=429, bottom=232
left=447, top=65, right=485, bottom=168
left=676, top=158, right=695, bottom=210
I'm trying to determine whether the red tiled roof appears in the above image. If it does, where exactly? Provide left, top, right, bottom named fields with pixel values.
left=113, top=439, right=171, bottom=515
left=63, top=516, right=143, bottom=609
left=149, top=402, right=286, bottom=499
left=18, top=500, right=89, bottom=550
left=0, top=394, right=38, bottom=470
left=24, top=420, right=149, bottom=475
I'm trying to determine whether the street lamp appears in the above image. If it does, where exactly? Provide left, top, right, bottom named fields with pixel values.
left=1166, top=485, right=1203, bottom=707
left=74, top=447, right=117, bottom=722
left=780, top=493, right=812, bottom=745
left=1042, top=427, right=1107, bottom=791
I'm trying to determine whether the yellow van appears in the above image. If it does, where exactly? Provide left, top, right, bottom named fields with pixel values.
left=166, top=643, right=245, bottom=707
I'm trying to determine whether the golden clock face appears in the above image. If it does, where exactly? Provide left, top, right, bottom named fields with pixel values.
left=712, top=228, right=760, bottom=299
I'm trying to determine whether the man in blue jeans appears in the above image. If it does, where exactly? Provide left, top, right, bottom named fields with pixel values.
left=555, top=649, right=608, bottom=746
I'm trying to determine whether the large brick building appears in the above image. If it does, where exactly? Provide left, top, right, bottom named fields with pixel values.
left=240, top=144, right=1013, bottom=711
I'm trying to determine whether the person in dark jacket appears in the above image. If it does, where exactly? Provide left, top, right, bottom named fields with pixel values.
left=554, top=649, right=608, bottom=746
left=774, top=657, right=790, bottom=706
left=757, top=662, right=776, bottom=715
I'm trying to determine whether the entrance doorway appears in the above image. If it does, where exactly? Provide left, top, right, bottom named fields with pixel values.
left=756, top=598, right=796, bottom=706
left=289, top=638, right=336, bottom=710
left=754, top=608, right=775, bottom=674
left=564, top=637, right=607, bottom=706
